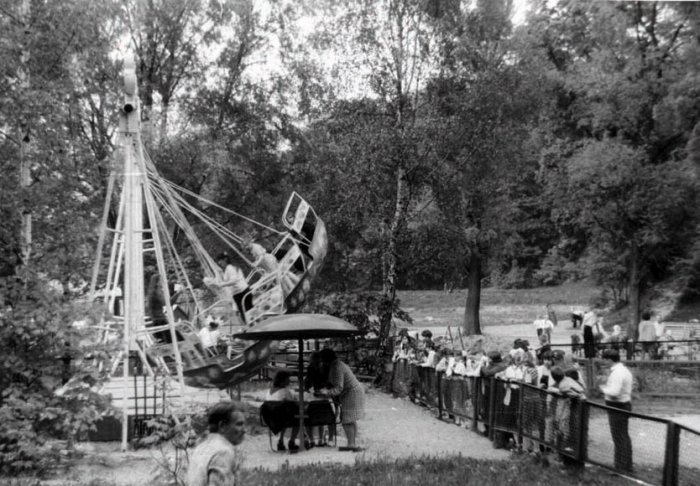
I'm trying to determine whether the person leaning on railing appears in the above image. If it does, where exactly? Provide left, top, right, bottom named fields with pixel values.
left=548, top=366, right=586, bottom=461
left=600, top=349, right=633, bottom=473
left=480, top=351, right=508, bottom=444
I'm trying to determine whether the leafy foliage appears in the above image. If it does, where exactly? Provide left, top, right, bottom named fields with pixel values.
left=0, top=275, right=111, bottom=475
left=304, top=290, right=412, bottom=335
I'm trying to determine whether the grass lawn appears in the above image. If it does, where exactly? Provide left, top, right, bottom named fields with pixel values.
left=238, top=455, right=639, bottom=486
left=396, top=281, right=600, bottom=329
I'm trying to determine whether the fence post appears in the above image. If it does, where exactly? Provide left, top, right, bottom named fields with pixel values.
left=437, top=371, right=444, bottom=419
left=471, top=377, right=479, bottom=431
left=577, top=400, right=590, bottom=463
left=663, top=421, right=680, bottom=486
left=488, top=377, right=496, bottom=441
left=516, top=384, right=524, bottom=446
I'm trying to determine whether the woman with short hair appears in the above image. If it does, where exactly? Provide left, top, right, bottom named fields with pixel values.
left=316, top=348, right=365, bottom=451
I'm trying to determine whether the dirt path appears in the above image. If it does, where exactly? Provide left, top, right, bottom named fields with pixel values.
left=63, top=388, right=508, bottom=485
left=242, top=386, right=508, bottom=469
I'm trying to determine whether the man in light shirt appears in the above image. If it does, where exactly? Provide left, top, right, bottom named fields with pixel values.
left=188, top=401, right=246, bottom=486
left=600, top=349, right=633, bottom=472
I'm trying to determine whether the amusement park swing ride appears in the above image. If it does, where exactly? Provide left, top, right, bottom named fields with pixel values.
left=86, top=53, right=329, bottom=445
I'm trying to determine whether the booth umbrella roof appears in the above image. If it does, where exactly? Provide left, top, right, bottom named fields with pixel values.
left=233, top=313, right=362, bottom=340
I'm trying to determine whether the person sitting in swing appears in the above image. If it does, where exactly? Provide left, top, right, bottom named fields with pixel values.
left=204, top=253, right=251, bottom=326
left=247, top=241, right=279, bottom=274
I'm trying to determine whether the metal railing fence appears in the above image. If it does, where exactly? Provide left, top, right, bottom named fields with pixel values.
left=390, top=361, right=700, bottom=486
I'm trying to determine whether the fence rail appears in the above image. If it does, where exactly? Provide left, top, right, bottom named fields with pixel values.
left=390, top=361, right=700, bottom=486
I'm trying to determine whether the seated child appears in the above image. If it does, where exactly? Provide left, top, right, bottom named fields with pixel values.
left=266, top=370, right=300, bottom=451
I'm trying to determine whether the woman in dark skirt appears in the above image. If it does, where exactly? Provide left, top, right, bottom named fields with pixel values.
left=316, top=348, right=365, bottom=451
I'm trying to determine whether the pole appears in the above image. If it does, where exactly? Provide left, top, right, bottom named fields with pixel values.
left=457, top=328, right=466, bottom=352
left=120, top=52, right=145, bottom=452
left=298, top=337, right=306, bottom=451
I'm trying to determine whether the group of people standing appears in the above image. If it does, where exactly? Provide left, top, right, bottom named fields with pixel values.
left=187, top=347, right=365, bottom=485
left=264, top=348, right=365, bottom=452
left=391, top=319, right=635, bottom=473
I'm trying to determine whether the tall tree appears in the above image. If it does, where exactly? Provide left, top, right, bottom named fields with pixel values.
left=291, top=0, right=445, bottom=354
left=122, top=0, right=235, bottom=144
left=428, top=0, right=548, bottom=334
left=527, top=0, right=700, bottom=335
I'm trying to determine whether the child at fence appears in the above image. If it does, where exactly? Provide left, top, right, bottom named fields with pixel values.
left=452, top=353, right=468, bottom=377
left=548, top=366, right=586, bottom=463
left=392, top=335, right=415, bottom=362
left=502, top=351, right=525, bottom=451
left=266, top=370, right=301, bottom=451
left=436, top=348, right=458, bottom=423
left=418, top=345, right=437, bottom=368
left=480, top=351, right=509, bottom=446
left=534, top=350, right=553, bottom=454
left=449, top=353, right=472, bottom=428
left=520, top=351, right=542, bottom=455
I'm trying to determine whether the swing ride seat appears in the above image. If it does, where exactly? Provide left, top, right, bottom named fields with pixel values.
left=244, top=268, right=286, bottom=328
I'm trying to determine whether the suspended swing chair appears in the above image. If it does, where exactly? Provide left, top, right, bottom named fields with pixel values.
left=88, top=53, right=327, bottom=390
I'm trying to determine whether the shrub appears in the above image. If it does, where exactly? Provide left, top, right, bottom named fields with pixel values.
left=0, top=275, right=111, bottom=475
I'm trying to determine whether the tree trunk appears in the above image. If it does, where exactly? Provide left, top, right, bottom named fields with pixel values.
left=378, top=163, right=408, bottom=356
left=463, top=252, right=482, bottom=335
left=19, top=0, right=32, bottom=268
left=628, top=242, right=641, bottom=340
left=159, top=99, right=169, bottom=144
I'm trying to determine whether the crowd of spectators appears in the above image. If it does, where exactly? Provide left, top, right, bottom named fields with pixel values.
left=391, top=327, right=588, bottom=462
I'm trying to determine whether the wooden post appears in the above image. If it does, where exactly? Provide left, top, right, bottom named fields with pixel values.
left=662, top=421, right=680, bottom=486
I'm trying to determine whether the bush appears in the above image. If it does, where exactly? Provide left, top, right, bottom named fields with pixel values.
left=0, top=275, right=111, bottom=475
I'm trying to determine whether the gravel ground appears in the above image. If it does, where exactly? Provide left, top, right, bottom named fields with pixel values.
left=241, top=386, right=508, bottom=469
left=61, top=387, right=508, bottom=485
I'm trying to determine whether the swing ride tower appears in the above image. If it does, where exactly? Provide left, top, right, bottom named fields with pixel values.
left=88, top=53, right=329, bottom=449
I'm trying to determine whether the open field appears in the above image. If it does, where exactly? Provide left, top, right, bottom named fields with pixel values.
left=394, top=283, right=599, bottom=350
left=397, top=281, right=598, bottom=330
